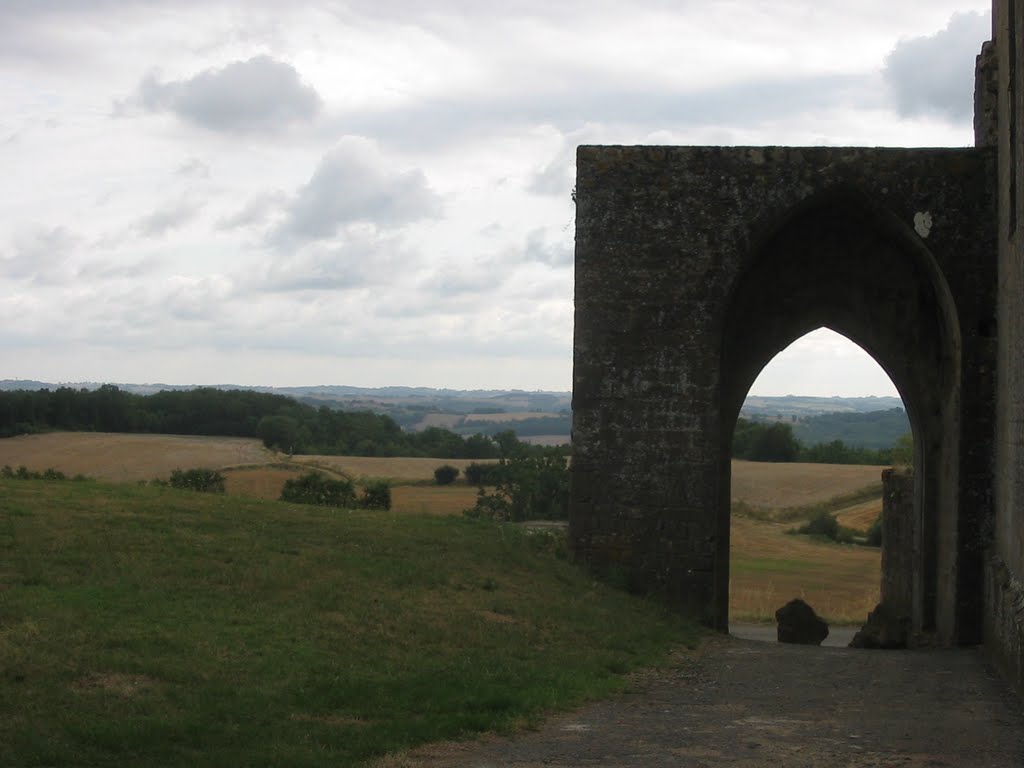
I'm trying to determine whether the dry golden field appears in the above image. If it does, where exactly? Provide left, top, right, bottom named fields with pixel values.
left=730, top=459, right=882, bottom=509
left=290, top=455, right=494, bottom=482
left=0, top=432, right=272, bottom=482
left=729, top=516, right=879, bottom=624
left=835, top=498, right=884, bottom=532
left=222, top=466, right=305, bottom=499
left=391, top=485, right=481, bottom=515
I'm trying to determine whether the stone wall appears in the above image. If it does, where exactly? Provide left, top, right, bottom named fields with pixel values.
left=571, top=146, right=997, bottom=638
left=986, top=0, right=1024, bottom=691
left=881, top=468, right=915, bottom=620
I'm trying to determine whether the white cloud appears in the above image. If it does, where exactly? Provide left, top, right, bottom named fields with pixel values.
left=134, top=198, right=204, bottom=238
left=883, top=11, right=991, bottom=121
left=270, top=138, right=443, bottom=246
left=132, top=55, right=322, bottom=133
left=0, top=0, right=995, bottom=391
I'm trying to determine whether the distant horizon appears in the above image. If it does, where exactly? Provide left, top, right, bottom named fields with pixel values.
left=0, top=376, right=905, bottom=402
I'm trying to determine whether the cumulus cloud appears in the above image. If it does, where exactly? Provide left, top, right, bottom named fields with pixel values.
left=217, top=190, right=288, bottom=231
left=134, top=198, right=204, bottom=238
left=251, top=231, right=416, bottom=293
left=522, top=228, right=573, bottom=266
left=271, top=138, right=442, bottom=246
left=2, top=226, right=79, bottom=284
left=883, top=11, right=991, bottom=122
left=133, top=55, right=322, bottom=133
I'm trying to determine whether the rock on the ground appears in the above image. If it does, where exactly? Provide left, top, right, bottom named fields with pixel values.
left=849, top=602, right=909, bottom=649
left=775, top=598, right=829, bottom=645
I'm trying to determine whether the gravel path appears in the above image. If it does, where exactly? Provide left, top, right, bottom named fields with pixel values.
left=403, top=634, right=1024, bottom=767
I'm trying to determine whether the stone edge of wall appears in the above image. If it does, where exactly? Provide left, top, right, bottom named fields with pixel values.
left=984, top=552, right=1024, bottom=691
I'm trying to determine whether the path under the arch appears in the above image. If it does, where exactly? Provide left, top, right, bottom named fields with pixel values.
left=400, top=637, right=1024, bottom=767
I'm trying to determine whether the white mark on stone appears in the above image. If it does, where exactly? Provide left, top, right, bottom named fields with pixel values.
left=914, top=211, right=933, bottom=238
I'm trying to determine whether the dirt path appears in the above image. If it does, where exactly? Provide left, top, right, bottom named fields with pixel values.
left=401, top=636, right=1024, bottom=767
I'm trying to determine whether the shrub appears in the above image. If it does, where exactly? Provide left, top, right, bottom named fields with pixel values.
left=169, top=468, right=226, bottom=493
left=280, top=472, right=356, bottom=508
left=434, top=465, right=459, bottom=485
left=360, top=480, right=392, bottom=510
left=464, top=450, right=569, bottom=522
left=866, top=513, right=883, bottom=547
left=798, top=511, right=840, bottom=540
left=1, top=465, right=68, bottom=481
left=464, top=461, right=503, bottom=486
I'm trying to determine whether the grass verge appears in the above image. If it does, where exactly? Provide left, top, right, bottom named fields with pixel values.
left=0, top=478, right=700, bottom=768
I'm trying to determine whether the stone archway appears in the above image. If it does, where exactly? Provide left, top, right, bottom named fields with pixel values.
left=718, top=188, right=961, bottom=641
left=570, top=146, right=997, bottom=645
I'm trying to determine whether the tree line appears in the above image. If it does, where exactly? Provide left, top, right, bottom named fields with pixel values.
left=733, top=418, right=912, bottom=465
left=0, top=386, right=562, bottom=459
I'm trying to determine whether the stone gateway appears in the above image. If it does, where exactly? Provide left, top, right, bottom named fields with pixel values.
left=569, top=0, right=1024, bottom=692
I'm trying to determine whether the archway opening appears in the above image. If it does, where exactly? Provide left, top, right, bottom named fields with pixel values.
left=727, top=328, right=913, bottom=644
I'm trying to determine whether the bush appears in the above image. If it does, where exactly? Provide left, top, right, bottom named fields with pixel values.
left=280, top=472, right=356, bottom=508
left=464, top=450, right=569, bottom=522
left=169, top=468, right=226, bottom=493
left=793, top=511, right=859, bottom=544
left=434, top=465, right=459, bottom=485
left=866, top=513, right=883, bottom=547
left=360, top=480, right=392, bottom=510
left=798, top=512, right=840, bottom=540
left=464, top=461, right=503, bottom=486
left=1, top=465, right=68, bottom=481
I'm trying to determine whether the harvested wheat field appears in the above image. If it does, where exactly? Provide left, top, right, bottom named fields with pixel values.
left=222, top=466, right=305, bottom=500
left=835, top=498, right=884, bottom=531
left=730, top=459, right=883, bottom=509
left=0, top=432, right=272, bottom=483
left=729, top=515, right=880, bottom=624
left=391, top=485, right=481, bottom=515
left=291, top=455, right=494, bottom=483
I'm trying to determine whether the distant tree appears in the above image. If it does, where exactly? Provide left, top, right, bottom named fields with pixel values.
left=891, top=433, right=913, bottom=466
left=258, top=414, right=303, bottom=453
left=434, top=465, right=459, bottom=485
left=464, top=450, right=569, bottom=522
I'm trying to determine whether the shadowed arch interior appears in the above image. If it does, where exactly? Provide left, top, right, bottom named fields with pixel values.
left=716, top=189, right=962, bottom=636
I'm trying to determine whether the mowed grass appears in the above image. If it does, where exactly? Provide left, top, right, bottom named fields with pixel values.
left=0, top=478, right=700, bottom=768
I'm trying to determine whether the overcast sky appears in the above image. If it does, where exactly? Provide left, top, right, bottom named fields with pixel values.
left=1, top=1, right=993, bottom=395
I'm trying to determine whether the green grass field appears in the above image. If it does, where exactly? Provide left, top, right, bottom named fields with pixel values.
left=0, top=477, right=700, bottom=768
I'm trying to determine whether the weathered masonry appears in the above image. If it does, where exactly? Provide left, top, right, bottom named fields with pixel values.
left=570, top=0, right=1024, bottom=690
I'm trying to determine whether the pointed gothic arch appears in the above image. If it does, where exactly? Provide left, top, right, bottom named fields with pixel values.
left=570, top=145, right=997, bottom=644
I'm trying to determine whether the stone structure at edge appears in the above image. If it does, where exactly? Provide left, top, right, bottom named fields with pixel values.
left=569, top=0, right=1024, bottom=691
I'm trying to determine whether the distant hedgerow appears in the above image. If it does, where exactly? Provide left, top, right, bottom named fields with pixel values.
left=1, top=465, right=88, bottom=482
left=280, top=472, right=357, bottom=508
left=169, top=468, right=226, bottom=494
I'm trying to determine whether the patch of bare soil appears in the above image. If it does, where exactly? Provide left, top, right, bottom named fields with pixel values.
left=385, top=637, right=1024, bottom=767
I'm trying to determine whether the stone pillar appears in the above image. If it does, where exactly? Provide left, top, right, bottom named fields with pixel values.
left=881, top=468, right=916, bottom=618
